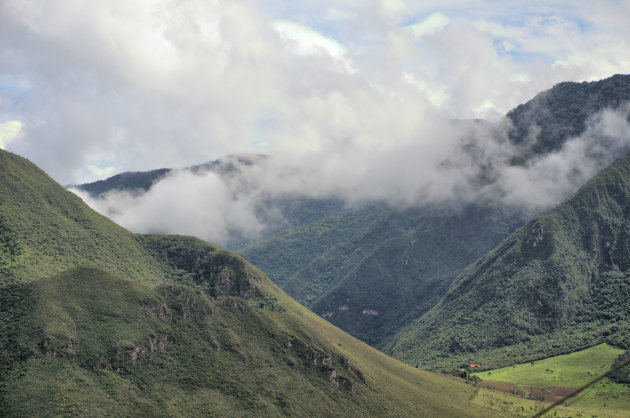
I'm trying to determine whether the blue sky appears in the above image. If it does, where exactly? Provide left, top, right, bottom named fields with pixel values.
left=0, top=0, right=629, bottom=185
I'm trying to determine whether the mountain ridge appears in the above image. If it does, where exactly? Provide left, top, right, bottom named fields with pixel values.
left=386, top=154, right=630, bottom=370
left=0, top=148, right=491, bottom=416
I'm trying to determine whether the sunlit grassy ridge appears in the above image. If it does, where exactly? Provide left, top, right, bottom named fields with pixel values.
left=0, top=149, right=493, bottom=416
left=0, top=150, right=166, bottom=284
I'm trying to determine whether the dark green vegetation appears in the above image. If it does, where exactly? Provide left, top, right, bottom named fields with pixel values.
left=507, top=73, right=630, bottom=156
left=74, top=168, right=171, bottom=197
left=239, top=203, right=386, bottom=288
left=256, top=204, right=529, bottom=348
left=387, top=155, right=630, bottom=370
left=611, top=348, right=630, bottom=384
left=0, top=149, right=494, bottom=416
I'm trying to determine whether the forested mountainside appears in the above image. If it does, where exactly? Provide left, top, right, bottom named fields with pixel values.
left=386, top=155, right=630, bottom=372
left=507, top=74, right=630, bottom=156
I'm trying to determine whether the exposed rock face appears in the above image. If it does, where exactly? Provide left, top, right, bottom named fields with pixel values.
left=119, top=335, right=172, bottom=363
left=137, top=235, right=265, bottom=300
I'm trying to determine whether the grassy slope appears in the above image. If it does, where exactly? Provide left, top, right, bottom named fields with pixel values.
left=0, top=150, right=166, bottom=284
left=1, top=266, right=491, bottom=417
left=472, top=344, right=630, bottom=415
left=473, top=343, right=624, bottom=386
left=0, top=149, right=494, bottom=416
left=386, top=155, right=630, bottom=370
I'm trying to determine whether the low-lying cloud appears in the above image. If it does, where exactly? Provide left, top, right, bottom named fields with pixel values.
left=72, top=105, right=630, bottom=247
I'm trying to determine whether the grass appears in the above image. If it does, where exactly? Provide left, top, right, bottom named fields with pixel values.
left=472, top=344, right=630, bottom=416
left=472, top=388, right=630, bottom=418
left=472, top=343, right=624, bottom=387
left=0, top=150, right=167, bottom=284
left=2, top=266, right=494, bottom=416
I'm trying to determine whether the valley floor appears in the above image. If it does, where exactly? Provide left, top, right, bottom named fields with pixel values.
left=471, top=344, right=630, bottom=417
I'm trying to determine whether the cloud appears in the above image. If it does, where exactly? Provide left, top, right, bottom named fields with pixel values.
left=72, top=169, right=266, bottom=246
left=72, top=105, right=630, bottom=247
left=87, top=164, right=115, bottom=178
left=407, top=12, right=451, bottom=38
left=488, top=105, right=630, bottom=207
left=1, top=0, right=629, bottom=185
left=3, top=0, right=630, bottom=247
left=0, top=120, right=23, bottom=148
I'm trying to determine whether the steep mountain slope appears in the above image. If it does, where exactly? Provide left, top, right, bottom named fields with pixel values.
left=238, top=203, right=386, bottom=287
left=0, top=150, right=166, bottom=284
left=386, top=155, right=630, bottom=370
left=507, top=73, right=630, bottom=156
left=0, top=149, right=491, bottom=416
left=305, top=204, right=528, bottom=348
left=243, top=74, right=630, bottom=350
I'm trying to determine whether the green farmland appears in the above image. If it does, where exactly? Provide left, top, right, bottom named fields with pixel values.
left=473, top=344, right=630, bottom=416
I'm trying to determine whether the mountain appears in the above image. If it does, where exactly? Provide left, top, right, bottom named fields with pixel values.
left=73, top=168, right=171, bottom=197
left=0, top=150, right=166, bottom=284
left=385, top=155, right=630, bottom=371
left=73, top=154, right=267, bottom=198
left=302, top=204, right=529, bottom=348
left=73, top=154, right=353, bottom=250
left=0, top=149, right=491, bottom=416
left=242, top=74, right=630, bottom=348
left=507, top=73, right=630, bottom=157
left=241, top=203, right=529, bottom=348
left=73, top=74, right=630, bottom=360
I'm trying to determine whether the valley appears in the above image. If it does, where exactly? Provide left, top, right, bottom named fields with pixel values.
left=3, top=0, right=630, bottom=414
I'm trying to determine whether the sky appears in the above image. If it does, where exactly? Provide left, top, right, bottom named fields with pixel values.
left=1, top=0, right=630, bottom=245
left=1, top=0, right=629, bottom=183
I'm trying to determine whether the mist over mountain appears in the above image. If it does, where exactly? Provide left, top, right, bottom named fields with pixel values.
left=4, top=1, right=630, bottom=414
left=70, top=75, right=630, bottom=361
left=73, top=75, right=630, bottom=249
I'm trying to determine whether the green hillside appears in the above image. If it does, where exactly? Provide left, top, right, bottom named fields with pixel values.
left=238, top=203, right=386, bottom=287
left=508, top=73, right=630, bottom=156
left=386, top=155, right=630, bottom=371
left=0, top=149, right=493, bottom=416
left=304, top=204, right=528, bottom=348
left=0, top=151, right=166, bottom=284
left=71, top=74, right=630, bottom=372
